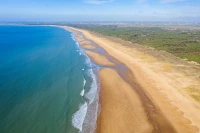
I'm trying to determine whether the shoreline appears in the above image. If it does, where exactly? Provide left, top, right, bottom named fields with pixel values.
left=71, top=31, right=100, bottom=133
left=63, top=26, right=200, bottom=133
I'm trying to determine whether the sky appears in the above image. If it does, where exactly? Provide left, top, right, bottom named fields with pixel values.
left=0, top=0, right=200, bottom=22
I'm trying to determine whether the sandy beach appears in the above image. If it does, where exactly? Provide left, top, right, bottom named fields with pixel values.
left=63, top=26, right=200, bottom=133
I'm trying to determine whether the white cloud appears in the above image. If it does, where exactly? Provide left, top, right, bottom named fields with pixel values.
left=83, top=0, right=114, bottom=4
left=160, top=0, right=186, bottom=4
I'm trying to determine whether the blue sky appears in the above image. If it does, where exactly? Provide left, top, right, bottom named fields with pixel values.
left=0, top=0, right=200, bottom=21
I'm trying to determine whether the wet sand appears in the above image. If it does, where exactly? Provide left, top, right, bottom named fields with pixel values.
left=85, top=51, right=115, bottom=66
left=63, top=26, right=200, bottom=133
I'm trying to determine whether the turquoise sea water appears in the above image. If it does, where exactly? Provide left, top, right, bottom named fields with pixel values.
left=0, top=26, right=99, bottom=133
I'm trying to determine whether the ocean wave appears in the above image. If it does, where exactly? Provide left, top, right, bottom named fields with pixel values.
left=71, top=34, right=77, bottom=43
left=71, top=33, right=100, bottom=133
left=85, top=69, right=97, bottom=104
left=80, top=79, right=86, bottom=97
left=72, top=102, right=88, bottom=132
left=82, top=99, right=99, bottom=133
left=84, top=53, right=97, bottom=69
left=80, top=89, right=85, bottom=97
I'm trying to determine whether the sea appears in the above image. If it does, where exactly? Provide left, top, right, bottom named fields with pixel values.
left=0, top=25, right=100, bottom=133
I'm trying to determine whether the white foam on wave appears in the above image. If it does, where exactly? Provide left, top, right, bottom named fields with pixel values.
left=83, top=79, right=86, bottom=86
left=81, top=69, right=100, bottom=133
left=70, top=32, right=99, bottom=133
left=80, top=79, right=86, bottom=96
left=71, top=33, right=95, bottom=69
left=85, top=69, right=97, bottom=104
left=72, top=102, right=88, bottom=132
left=84, top=53, right=97, bottom=68
left=85, top=57, right=91, bottom=66
left=71, top=33, right=76, bottom=41
left=77, top=44, right=80, bottom=49
left=75, top=42, right=80, bottom=48
left=71, top=33, right=80, bottom=49
left=80, top=89, right=85, bottom=97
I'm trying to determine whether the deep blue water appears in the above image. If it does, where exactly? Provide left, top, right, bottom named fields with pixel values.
left=0, top=26, right=99, bottom=133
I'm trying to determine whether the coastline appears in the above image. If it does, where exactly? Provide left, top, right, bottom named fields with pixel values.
left=71, top=31, right=100, bottom=133
left=63, top=26, right=200, bottom=133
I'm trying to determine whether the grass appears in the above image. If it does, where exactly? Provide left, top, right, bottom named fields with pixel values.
left=184, top=87, right=200, bottom=102
left=69, top=24, right=200, bottom=64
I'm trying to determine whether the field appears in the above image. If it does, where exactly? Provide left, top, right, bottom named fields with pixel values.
left=70, top=24, right=200, bottom=63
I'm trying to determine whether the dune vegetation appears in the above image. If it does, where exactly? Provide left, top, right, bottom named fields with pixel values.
left=71, top=25, right=200, bottom=63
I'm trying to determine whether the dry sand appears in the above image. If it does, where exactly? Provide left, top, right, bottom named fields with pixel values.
left=97, top=68, right=152, bottom=133
left=62, top=26, right=200, bottom=133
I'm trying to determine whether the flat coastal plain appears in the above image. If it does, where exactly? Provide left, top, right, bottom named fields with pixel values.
left=63, top=26, right=200, bottom=133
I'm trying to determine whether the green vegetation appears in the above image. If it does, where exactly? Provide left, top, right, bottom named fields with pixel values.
left=184, top=87, right=200, bottom=102
left=71, top=25, right=200, bottom=63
